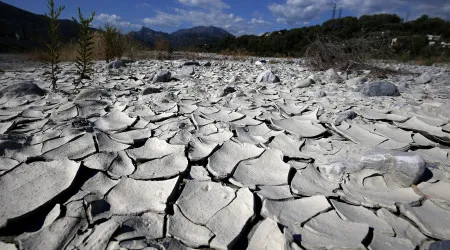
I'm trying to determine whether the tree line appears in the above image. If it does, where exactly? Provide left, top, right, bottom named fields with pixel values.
left=213, top=14, right=450, bottom=59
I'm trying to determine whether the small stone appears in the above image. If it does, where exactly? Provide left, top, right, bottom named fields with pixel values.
left=152, top=70, right=171, bottom=83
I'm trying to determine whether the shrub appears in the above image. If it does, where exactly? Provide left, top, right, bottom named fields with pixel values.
left=44, top=0, right=65, bottom=89
left=72, top=8, right=95, bottom=79
left=101, top=23, right=124, bottom=62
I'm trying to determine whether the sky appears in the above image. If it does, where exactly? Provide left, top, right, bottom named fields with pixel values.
left=4, top=0, right=450, bottom=35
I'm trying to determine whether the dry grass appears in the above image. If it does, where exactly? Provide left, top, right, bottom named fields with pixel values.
left=304, top=36, right=392, bottom=71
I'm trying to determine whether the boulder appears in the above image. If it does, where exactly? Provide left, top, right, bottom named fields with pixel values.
left=152, top=70, right=171, bottom=83
left=358, top=150, right=426, bottom=188
left=415, top=72, right=432, bottom=84
left=184, top=61, right=200, bottom=66
left=256, top=70, right=280, bottom=83
left=182, top=66, right=195, bottom=75
left=358, top=81, right=400, bottom=97
left=323, top=68, right=342, bottom=82
left=142, top=87, right=162, bottom=95
left=106, top=60, right=126, bottom=69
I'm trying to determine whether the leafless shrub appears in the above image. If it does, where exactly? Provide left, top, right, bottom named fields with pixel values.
left=304, top=35, right=392, bottom=71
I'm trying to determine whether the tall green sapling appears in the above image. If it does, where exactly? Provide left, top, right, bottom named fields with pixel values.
left=44, top=0, right=65, bottom=89
left=73, top=8, right=95, bottom=79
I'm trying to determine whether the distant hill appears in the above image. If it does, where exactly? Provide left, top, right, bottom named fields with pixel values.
left=0, top=1, right=79, bottom=52
left=130, top=26, right=234, bottom=49
left=0, top=1, right=234, bottom=52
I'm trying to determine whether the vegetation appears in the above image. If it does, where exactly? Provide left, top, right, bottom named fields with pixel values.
left=101, top=23, right=125, bottom=62
left=72, top=8, right=95, bottom=79
left=44, top=0, right=65, bottom=89
left=214, top=14, right=450, bottom=63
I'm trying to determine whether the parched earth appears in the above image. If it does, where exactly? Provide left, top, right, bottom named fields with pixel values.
left=0, top=57, right=449, bottom=250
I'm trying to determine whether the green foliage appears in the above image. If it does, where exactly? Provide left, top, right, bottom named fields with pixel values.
left=101, top=23, right=124, bottom=62
left=72, top=7, right=95, bottom=79
left=214, top=14, right=449, bottom=61
left=44, top=0, right=65, bottom=89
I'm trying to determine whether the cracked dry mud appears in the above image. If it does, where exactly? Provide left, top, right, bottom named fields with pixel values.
left=0, top=57, right=449, bottom=250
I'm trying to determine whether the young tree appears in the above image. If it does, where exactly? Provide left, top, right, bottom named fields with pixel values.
left=72, top=8, right=95, bottom=79
left=102, top=23, right=124, bottom=62
left=44, top=0, right=65, bottom=89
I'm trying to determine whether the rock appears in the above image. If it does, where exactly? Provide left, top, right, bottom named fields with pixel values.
left=261, top=195, right=331, bottom=231
left=106, top=60, right=126, bottom=69
left=220, top=86, right=236, bottom=96
left=399, top=200, right=450, bottom=240
left=184, top=61, right=200, bottom=66
left=206, top=140, right=264, bottom=179
left=358, top=150, right=426, bottom=188
left=256, top=70, right=280, bottom=83
left=0, top=82, right=46, bottom=100
left=74, top=88, right=111, bottom=101
left=168, top=205, right=214, bottom=248
left=421, top=241, right=450, bottom=250
left=334, top=110, right=357, bottom=125
left=203, top=62, right=212, bottom=67
left=0, top=159, right=80, bottom=228
left=182, top=66, right=195, bottom=75
left=416, top=72, right=432, bottom=84
left=142, top=87, right=162, bottom=95
left=152, top=70, right=171, bottom=83
left=323, top=68, right=342, bottom=82
left=231, top=149, right=291, bottom=188
left=301, top=210, right=369, bottom=249
left=358, top=81, right=400, bottom=96
left=206, top=188, right=254, bottom=249
left=376, top=208, right=427, bottom=247
left=247, top=218, right=285, bottom=250
left=331, top=200, right=394, bottom=235
left=314, top=90, right=326, bottom=97
left=294, top=78, right=314, bottom=88
left=105, top=177, right=179, bottom=214
left=291, top=165, right=340, bottom=197
left=176, top=180, right=235, bottom=225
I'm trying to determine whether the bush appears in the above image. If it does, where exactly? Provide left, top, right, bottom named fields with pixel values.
left=101, top=23, right=124, bottom=62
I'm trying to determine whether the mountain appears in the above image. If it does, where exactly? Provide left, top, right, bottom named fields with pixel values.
left=0, top=1, right=79, bottom=52
left=130, top=26, right=234, bottom=49
left=170, top=26, right=234, bottom=48
left=0, top=1, right=234, bottom=52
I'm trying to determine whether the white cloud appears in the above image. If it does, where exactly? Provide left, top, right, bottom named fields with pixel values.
left=178, top=0, right=229, bottom=10
left=142, top=8, right=272, bottom=35
left=269, top=0, right=450, bottom=25
left=94, top=13, right=142, bottom=31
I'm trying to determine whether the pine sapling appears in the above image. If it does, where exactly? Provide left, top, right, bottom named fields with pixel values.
left=44, top=0, right=65, bottom=89
left=73, top=8, right=95, bottom=79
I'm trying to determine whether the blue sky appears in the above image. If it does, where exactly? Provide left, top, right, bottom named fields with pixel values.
left=4, top=0, right=450, bottom=35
